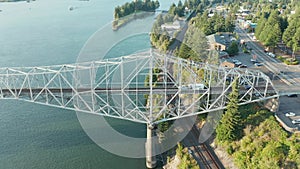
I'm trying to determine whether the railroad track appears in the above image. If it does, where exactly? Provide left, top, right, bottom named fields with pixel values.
left=187, top=126, right=223, bottom=169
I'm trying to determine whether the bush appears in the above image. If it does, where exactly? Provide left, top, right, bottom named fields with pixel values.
left=227, top=145, right=234, bottom=155
left=284, top=58, right=299, bottom=65
left=277, top=56, right=299, bottom=65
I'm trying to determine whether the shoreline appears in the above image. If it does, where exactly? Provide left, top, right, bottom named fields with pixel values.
left=112, top=11, right=155, bottom=31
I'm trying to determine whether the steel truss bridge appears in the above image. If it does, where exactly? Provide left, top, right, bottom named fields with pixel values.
left=0, top=50, right=278, bottom=124
left=0, top=50, right=280, bottom=168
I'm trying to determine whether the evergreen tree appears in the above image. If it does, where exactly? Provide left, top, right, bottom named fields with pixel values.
left=255, top=16, right=267, bottom=40
left=178, top=43, right=192, bottom=59
left=206, top=50, right=219, bottom=65
left=264, top=23, right=282, bottom=50
left=224, top=13, right=235, bottom=32
left=226, top=41, right=239, bottom=56
left=283, top=11, right=300, bottom=49
left=216, top=79, right=242, bottom=143
left=184, top=24, right=209, bottom=62
left=292, top=27, right=300, bottom=52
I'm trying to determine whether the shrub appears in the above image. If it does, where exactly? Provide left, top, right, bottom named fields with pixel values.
left=227, top=145, right=234, bottom=155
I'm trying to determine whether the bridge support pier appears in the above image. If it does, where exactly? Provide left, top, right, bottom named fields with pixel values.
left=145, top=124, right=157, bottom=169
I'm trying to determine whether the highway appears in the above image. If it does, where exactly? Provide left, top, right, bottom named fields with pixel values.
left=235, top=25, right=300, bottom=91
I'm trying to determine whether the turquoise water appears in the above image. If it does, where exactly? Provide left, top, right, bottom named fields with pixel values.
left=0, top=0, right=177, bottom=168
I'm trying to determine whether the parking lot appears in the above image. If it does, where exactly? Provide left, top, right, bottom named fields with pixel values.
left=277, top=95, right=300, bottom=132
left=223, top=50, right=264, bottom=69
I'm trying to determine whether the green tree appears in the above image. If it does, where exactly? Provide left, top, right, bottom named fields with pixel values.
left=206, top=50, right=220, bottom=65
left=263, top=23, right=282, bottom=51
left=255, top=16, right=267, bottom=39
left=226, top=41, right=239, bottom=56
left=283, top=11, right=300, bottom=49
left=292, top=27, right=300, bottom=52
left=183, top=24, right=209, bottom=62
left=216, top=79, right=242, bottom=143
left=168, top=3, right=177, bottom=16
left=224, top=13, right=235, bottom=32
left=114, top=6, right=121, bottom=19
left=178, top=43, right=193, bottom=59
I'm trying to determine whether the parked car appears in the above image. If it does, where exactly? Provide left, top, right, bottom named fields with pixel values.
left=285, top=112, right=296, bottom=117
left=250, top=59, right=257, bottom=63
left=292, top=119, right=300, bottom=124
left=239, top=64, right=247, bottom=68
left=232, top=59, right=239, bottom=63
left=267, top=52, right=276, bottom=58
left=254, top=62, right=263, bottom=67
left=235, top=62, right=242, bottom=66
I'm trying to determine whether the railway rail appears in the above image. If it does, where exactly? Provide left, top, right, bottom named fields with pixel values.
left=186, top=126, right=223, bottom=169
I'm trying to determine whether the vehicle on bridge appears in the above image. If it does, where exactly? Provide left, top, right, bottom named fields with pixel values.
left=188, top=83, right=206, bottom=90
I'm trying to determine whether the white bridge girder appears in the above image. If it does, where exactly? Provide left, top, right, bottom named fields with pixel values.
left=0, top=50, right=278, bottom=124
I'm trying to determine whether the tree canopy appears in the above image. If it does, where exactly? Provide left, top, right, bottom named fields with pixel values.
left=216, top=79, right=242, bottom=143
left=114, top=0, right=160, bottom=20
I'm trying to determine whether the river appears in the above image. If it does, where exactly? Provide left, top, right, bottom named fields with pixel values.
left=0, top=0, right=177, bottom=168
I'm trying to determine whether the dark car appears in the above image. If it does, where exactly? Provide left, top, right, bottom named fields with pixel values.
left=239, top=64, right=247, bottom=68
left=287, top=94, right=297, bottom=97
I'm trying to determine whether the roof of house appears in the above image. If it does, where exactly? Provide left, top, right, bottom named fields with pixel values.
left=206, top=34, right=227, bottom=46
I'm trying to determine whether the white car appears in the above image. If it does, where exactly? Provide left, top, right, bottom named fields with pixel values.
left=254, top=62, right=263, bottom=67
left=232, top=59, right=239, bottom=63
left=250, top=59, right=257, bottom=63
left=268, top=52, right=275, bottom=58
left=292, top=119, right=300, bottom=124
left=285, top=112, right=296, bottom=117
left=235, top=62, right=242, bottom=66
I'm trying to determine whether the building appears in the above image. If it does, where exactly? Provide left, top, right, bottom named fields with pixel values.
left=206, top=33, right=231, bottom=51
left=160, top=20, right=184, bottom=38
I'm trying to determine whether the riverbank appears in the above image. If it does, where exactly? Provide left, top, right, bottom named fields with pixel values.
left=112, top=11, right=154, bottom=31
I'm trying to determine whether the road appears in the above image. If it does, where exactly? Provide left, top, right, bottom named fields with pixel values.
left=168, top=11, right=196, bottom=52
left=277, top=95, right=300, bottom=131
left=235, top=25, right=300, bottom=93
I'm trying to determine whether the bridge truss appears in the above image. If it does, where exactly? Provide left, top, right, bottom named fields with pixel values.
left=0, top=50, right=278, bottom=124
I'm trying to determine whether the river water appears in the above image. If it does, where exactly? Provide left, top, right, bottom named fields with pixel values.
left=0, top=0, right=177, bottom=168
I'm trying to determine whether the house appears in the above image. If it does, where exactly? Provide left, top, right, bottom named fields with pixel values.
left=161, top=20, right=181, bottom=30
left=206, top=34, right=228, bottom=51
left=161, top=20, right=183, bottom=37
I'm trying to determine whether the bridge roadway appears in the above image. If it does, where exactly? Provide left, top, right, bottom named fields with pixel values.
left=0, top=86, right=277, bottom=96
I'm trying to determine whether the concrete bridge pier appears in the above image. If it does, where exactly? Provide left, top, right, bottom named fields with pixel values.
left=145, top=124, right=157, bottom=169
